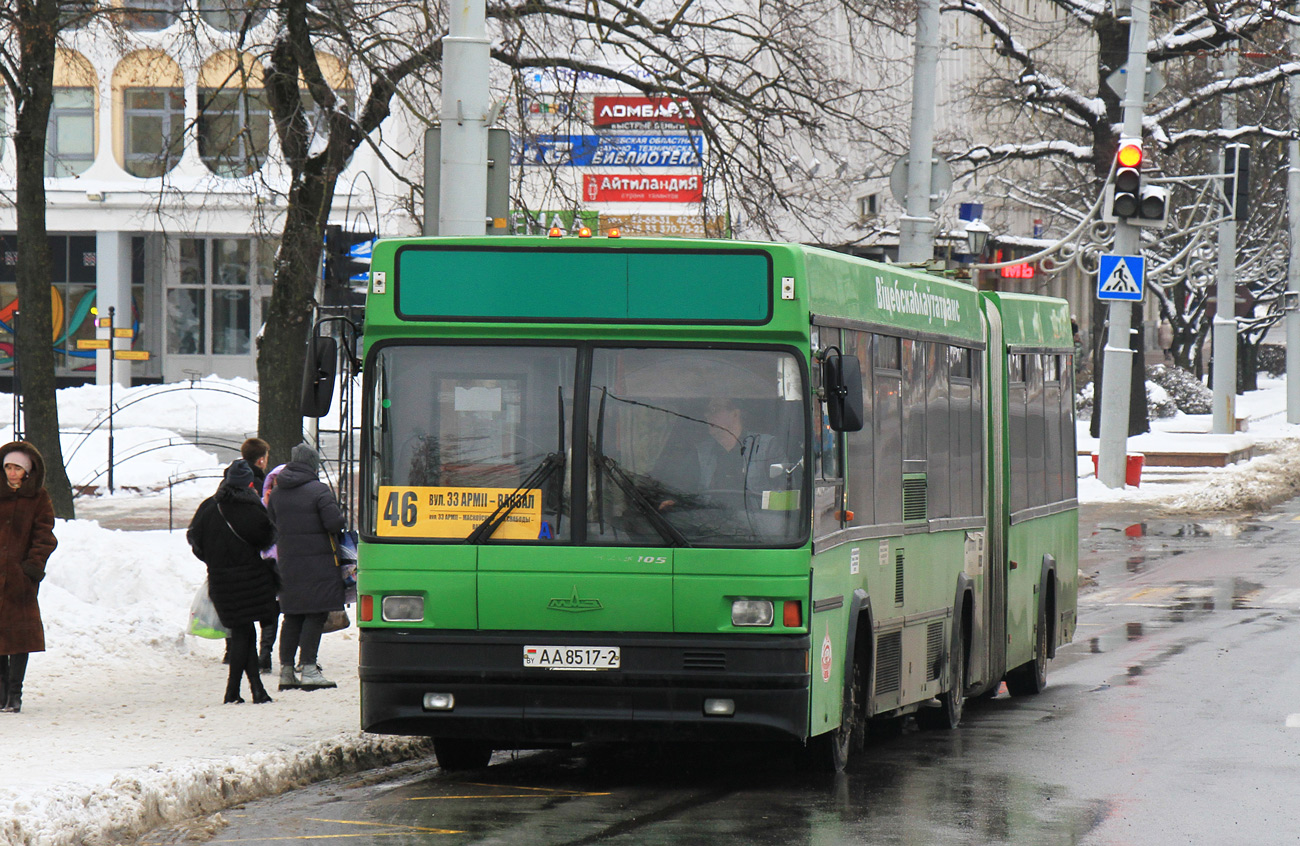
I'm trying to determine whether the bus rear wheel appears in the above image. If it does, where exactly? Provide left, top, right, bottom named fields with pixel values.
left=433, top=737, right=494, bottom=771
left=919, top=630, right=965, bottom=730
left=1006, top=598, right=1049, bottom=696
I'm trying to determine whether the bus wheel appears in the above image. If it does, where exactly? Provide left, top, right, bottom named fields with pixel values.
left=1006, top=598, right=1049, bottom=696
left=433, top=737, right=493, bottom=771
left=810, top=655, right=864, bottom=772
left=919, top=631, right=965, bottom=730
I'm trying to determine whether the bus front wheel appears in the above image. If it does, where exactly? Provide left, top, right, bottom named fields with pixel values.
left=809, top=654, right=865, bottom=772
left=434, top=737, right=493, bottom=771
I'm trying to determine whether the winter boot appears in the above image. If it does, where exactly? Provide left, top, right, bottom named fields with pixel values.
left=1, top=654, right=27, bottom=713
left=0, top=655, right=9, bottom=711
left=258, top=646, right=273, bottom=674
left=299, top=663, right=337, bottom=690
left=278, top=665, right=301, bottom=691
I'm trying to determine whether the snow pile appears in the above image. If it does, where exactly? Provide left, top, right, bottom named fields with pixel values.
left=1167, top=439, right=1300, bottom=513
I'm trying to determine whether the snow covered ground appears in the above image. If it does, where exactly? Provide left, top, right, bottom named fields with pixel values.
left=2, top=375, right=1300, bottom=846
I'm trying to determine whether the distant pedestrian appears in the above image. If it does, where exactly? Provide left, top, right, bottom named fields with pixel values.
left=241, top=437, right=271, bottom=497
left=0, top=441, right=58, bottom=714
left=268, top=444, right=346, bottom=691
left=188, top=459, right=277, bottom=704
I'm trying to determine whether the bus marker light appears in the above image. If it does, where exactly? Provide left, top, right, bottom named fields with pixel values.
left=783, top=601, right=803, bottom=628
left=548, top=227, right=564, bottom=238
left=607, top=228, right=622, bottom=238
left=835, top=510, right=855, bottom=521
left=732, top=599, right=774, bottom=626
left=578, top=227, right=593, bottom=238
left=423, top=693, right=455, bottom=711
left=360, top=594, right=374, bottom=622
left=382, top=595, right=425, bottom=622
left=703, top=698, right=735, bottom=716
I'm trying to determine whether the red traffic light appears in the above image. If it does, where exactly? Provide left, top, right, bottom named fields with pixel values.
left=1117, top=142, right=1142, bottom=169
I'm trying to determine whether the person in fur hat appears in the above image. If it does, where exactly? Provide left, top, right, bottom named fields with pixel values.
left=188, top=459, right=278, bottom=704
left=0, top=441, right=57, bottom=714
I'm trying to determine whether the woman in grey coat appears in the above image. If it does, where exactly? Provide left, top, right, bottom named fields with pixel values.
left=267, top=443, right=346, bottom=690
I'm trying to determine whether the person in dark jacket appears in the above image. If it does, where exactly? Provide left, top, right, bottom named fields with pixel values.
left=188, top=459, right=278, bottom=704
left=224, top=438, right=278, bottom=673
left=0, top=441, right=57, bottom=714
left=268, top=444, right=346, bottom=691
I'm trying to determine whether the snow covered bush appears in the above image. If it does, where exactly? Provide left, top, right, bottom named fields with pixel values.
left=1146, top=381, right=1177, bottom=418
left=1075, top=381, right=1094, bottom=418
left=1146, top=364, right=1212, bottom=414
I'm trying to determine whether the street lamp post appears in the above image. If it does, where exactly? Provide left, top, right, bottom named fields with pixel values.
left=965, top=218, right=991, bottom=288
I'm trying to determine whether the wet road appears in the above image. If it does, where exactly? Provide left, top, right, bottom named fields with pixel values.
left=140, top=502, right=1300, bottom=845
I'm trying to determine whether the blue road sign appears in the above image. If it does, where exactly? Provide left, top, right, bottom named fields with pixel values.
left=1097, top=254, right=1144, bottom=301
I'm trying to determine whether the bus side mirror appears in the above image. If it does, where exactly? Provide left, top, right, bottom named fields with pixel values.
left=823, top=352, right=864, bottom=432
left=301, top=333, right=338, bottom=418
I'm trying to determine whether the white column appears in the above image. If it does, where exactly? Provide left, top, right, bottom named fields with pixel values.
left=95, top=231, right=133, bottom=386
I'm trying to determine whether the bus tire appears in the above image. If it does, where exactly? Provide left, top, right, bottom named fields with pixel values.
left=1006, top=581, right=1051, bottom=696
left=809, top=653, right=865, bottom=773
left=433, top=737, right=494, bottom=771
left=919, top=620, right=966, bottom=730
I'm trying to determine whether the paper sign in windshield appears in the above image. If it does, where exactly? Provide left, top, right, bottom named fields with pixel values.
left=377, top=486, right=543, bottom=539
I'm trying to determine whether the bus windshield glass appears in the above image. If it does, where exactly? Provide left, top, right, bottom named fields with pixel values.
left=588, top=347, right=806, bottom=547
left=368, top=344, right=807, bottom=547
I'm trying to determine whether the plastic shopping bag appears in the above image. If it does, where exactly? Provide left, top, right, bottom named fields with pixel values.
left=188, top=578, right=230, bottom=639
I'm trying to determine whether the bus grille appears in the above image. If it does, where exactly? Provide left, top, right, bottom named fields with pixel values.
left=894, top=550, right=905, bottom=605
left=926, top=622, right=945, bottom=681
left=682, top=651, right=727, bottom=671
left=875, top=631, right=902, bottom=694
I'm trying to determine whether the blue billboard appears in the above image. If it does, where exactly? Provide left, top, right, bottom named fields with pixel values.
left=514, top=134, right=703, bottom=167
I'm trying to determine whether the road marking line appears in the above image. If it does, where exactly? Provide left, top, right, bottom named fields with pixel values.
left=407, top=782, right=611, bottom=801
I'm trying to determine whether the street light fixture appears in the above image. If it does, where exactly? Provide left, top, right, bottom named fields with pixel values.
left=964, top=218, right=991, bottom=257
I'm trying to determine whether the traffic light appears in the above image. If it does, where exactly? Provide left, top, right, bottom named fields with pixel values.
left=1106, top=140, right=1167, bottom=228
left=1224, top=143, right=1250, bottom=222
left=322, top=225, right=374, bottom=310
left=1112, top=141, right=1142, bottom=218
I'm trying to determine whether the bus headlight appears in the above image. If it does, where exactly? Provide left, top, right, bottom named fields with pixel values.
left=382, top=595, right=425, bottom=622
left=731, top=599, right=774, bottom=626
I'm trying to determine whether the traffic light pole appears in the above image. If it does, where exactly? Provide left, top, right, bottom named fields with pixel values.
left=1212, top=49, right=1239, bottom=435
left=438, top=0, right=490, bottom=236
left=898, top=0, right=940, bottom=264
left=1097, top=0, right=1150, bottom=489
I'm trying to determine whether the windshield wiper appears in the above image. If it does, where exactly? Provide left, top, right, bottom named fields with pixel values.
left=591, top=449, right=691, bottom=547
left=464, top=452, right=565, bottom=544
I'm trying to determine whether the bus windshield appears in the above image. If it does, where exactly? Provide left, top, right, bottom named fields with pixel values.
left=368, top=344, right=807, bottom=547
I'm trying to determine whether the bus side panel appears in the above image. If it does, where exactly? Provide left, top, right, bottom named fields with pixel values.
left=1006, top=510, right=1078, bottom=667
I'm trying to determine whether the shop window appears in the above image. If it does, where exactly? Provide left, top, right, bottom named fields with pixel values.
left=197, top=88, right=269, bottom=177
left=168, top=238, right=272, bottom=357
left=46, top=88, right=96, bottom=177
left=124, top=88, right=185, bottom=177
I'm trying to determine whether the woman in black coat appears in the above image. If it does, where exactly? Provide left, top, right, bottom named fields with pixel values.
left=268, top=444, right=346, bottom=691
left=188, top=459, right=278, bottom=704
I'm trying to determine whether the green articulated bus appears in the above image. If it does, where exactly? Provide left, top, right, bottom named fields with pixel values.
left=341, top=234, right=1078, bottom=772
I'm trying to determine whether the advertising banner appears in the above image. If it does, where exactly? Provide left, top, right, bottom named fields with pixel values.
left=515, top=134, right=703, bottom=167
left=600, top=214, right=728, bottom=237
left=511, top=209, right=601, bottom=235
left=592, top=96, right=700, bottom=127
left=583, top=174, right=703, bottom=203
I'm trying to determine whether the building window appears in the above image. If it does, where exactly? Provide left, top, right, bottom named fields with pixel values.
left=199, top=0, right=270, bottom=30
left=123, top=0, right=182, bottom=31
left=197, top=88, right=269, bottom=177
left=169, top=237, right=275, bottom=356
left=46, top=88, right=96, bottom=177
left=124, top=88, right=185, bottom=177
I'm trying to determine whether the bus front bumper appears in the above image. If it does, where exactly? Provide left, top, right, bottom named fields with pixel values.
left=359, top=630, right=811, bottom=745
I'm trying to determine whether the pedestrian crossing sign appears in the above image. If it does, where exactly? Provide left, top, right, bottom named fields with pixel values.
left=1097, top=254, right=1144, bottom=301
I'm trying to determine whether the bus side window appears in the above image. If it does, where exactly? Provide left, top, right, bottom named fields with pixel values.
left=812, top=327, right=843, bottom=538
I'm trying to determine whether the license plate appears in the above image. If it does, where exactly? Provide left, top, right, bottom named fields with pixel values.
left=523, top=645, right=620, bottom=670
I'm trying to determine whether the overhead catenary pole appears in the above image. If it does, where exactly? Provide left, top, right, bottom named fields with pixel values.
left=1213, top=50, right=1240, bottom=434
left=438, top=0, right=491, bottom=237
left=898, top=0, right=941, bottom=264
left=1288, top=18, right=1300, bottom=423
left=1097, top=0, right=1151, bottom=489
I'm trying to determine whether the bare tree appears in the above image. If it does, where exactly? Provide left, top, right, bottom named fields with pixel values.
left=0, top=0, right=98, bottom=517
